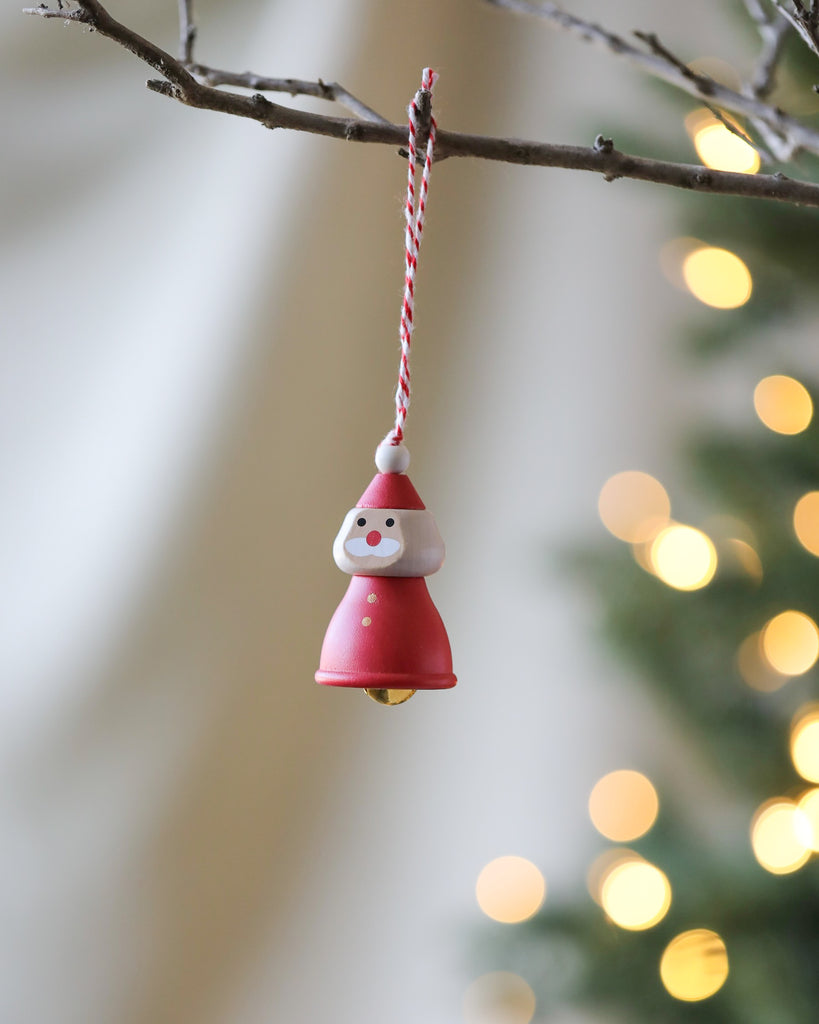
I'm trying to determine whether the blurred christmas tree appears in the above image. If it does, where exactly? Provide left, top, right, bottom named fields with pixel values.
left=473, top=4, right=819, bottom=1022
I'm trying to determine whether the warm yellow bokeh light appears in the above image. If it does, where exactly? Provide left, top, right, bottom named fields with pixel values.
left=660, top=929, right=729, bottom=1001
left=601, top=859, right=671, bottom=931
left=476, top=856, right=546, bottom=924
left=587, top=849, right=641, bottom=905
left=598, top=471, right=671, bottom=543
left=754, top=375, right=813, bottom=435
left=736, top=632, right=788, bottom=693
left=659, top=236, right=704, bottom=291
left=794, top=491, right=819, bottom=556
left=761, top=611, right=819, bottom=676
left=682, top=246, right=752, bottom=309
left=588, top=770, right=659, bottom=841
left=791, top=706, right=819, bottom=783
left=688, top=114, right=760, bottom=173
left=650, top=524, right=717, bottom=590
left=631, top=541, right=653, bottom=574
left=694, top=123, right=760, bottom=173
left=751, top=798, right=812, bottom=874
left=797, top=788, right=819, bottom=851
left=463, top=972, right=536, bottom=1024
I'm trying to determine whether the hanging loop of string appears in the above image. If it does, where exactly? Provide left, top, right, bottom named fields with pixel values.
left=382, top=67, right=438, bottom=449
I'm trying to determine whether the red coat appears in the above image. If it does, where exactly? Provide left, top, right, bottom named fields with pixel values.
left=316, top=575, right=456, bottom=689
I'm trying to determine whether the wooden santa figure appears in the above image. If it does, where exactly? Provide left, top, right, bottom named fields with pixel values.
left=315, top=443, right=456, bottom=705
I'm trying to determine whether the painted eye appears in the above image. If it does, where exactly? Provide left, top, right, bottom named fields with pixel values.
left=385, top=517, right=395, bottom=527
left=357, top=517, right=366, bottom=527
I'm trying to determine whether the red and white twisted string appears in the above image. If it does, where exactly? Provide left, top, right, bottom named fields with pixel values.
left=382, top=67, right=438, bottom=448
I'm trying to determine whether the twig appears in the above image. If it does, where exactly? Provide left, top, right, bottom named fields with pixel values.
left=708, top=105, right=774, bottom=162
left=631, top=30, right=763, bottom=155
left=178, top=0, right=195, bottom=65
left=632, top=30, right=715, bottom=92
left=633, top=29, right=771, bottom=159
left=740, top=2, right=796, bottom=161
left=22, top=0, right=819, bottom=209
left=484, top=0, right=819, bottom=159
left=174, top=0, right=388, bottom=123
left=186, top=66, right=390, bottom=124
left=771, top=0, right=819, bottom=58
left=743, top=2, right=790, bottom=99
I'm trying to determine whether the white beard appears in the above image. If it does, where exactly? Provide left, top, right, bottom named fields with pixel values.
left=344, top=536, right=401, bottom=558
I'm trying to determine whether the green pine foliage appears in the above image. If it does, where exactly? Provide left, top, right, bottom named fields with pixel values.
left=475, top=8, right=819, bottom=1021
left=482, top=404, right=819, bottom=1022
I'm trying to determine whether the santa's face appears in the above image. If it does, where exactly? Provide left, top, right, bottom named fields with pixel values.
left=333, top=507, right=445, bottom=577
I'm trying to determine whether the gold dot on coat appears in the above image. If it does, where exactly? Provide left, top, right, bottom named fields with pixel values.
left=367, top=593, right=378, bottom=603
left=362, top=617, right=372, bottom=627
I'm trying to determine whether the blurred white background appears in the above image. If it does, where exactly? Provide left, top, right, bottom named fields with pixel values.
left=0, top=1, right=752, bottom=1022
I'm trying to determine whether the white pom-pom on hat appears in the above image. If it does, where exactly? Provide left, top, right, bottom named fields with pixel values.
left=375, top=442, right=411, bottom=474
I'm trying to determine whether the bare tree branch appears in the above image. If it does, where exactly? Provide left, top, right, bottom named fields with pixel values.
left=22, top=2, right=76, bottom=15
left=771, top=0, right=819, bottom=58
left=633, top=29, right=775, bottom=161
left=743, top=1, right=790, bottom=99
left=172, top=0, right=388, bottom=123
left=738, top=3, right=796, bottom=161
left=186, top=66, right=390, bottom=124
left=177, top=0, right=195, bottom=65
left=708, top=105, right=775, bottom=163
left=485, top=0, right=819, bottom=159
left=632, top=30, right=713, bottom=90
left=22, top=0, right=819, bottom=209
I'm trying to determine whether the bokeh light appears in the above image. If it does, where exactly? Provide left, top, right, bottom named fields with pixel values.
left=660, top=930, right=729, bottom=1001
left=588, top=770, right=659, bottom=841
left=736, top=632, right=788, bottom=693
left=791, top=705, right=819, bottom=783
left=659, top=236, right=703, bottom=291
left=751, top=798, right=812, bottom=874
left=797, top=788, right=819, bottom=851
left=761, top=611, right=819, bottom=676
left=724, top=538, right=763, bottom=583
left=587, top=848, right=640, bottom=905
left=687, top=57, right=742, bottom=90
left=631, top=531, right=668, bottom=576
left=476, top=856, right=546, bottom=924
left=793, top=491, right=819, bottom=556
left=682, top=246, right=752, bottom=309
left=685, top=108, right=760, bottom=173
left=753, top=375, right=813, bottom=435
left=600, top=858, right=671, bottom=930
left=598, top=471, right=671, bottom=543
left=463, top=972, right=536, bottom=1024
left=650, top=525, right=717, bottom=590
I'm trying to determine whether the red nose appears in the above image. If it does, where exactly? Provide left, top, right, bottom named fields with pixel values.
left=366, top=530, right=382, bottom=547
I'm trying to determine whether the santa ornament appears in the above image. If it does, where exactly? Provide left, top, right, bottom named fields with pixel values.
left=315, top=69, right=456, bottom=706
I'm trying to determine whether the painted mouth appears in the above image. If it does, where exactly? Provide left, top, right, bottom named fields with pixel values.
left=345, top=536, right=401, bottom=557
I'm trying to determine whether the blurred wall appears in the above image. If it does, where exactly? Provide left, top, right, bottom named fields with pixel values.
left=0, top=2, right=741, bottom=1022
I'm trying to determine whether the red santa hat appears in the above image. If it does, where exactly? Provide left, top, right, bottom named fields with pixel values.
left=356, top=442, right=425, bottom=509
